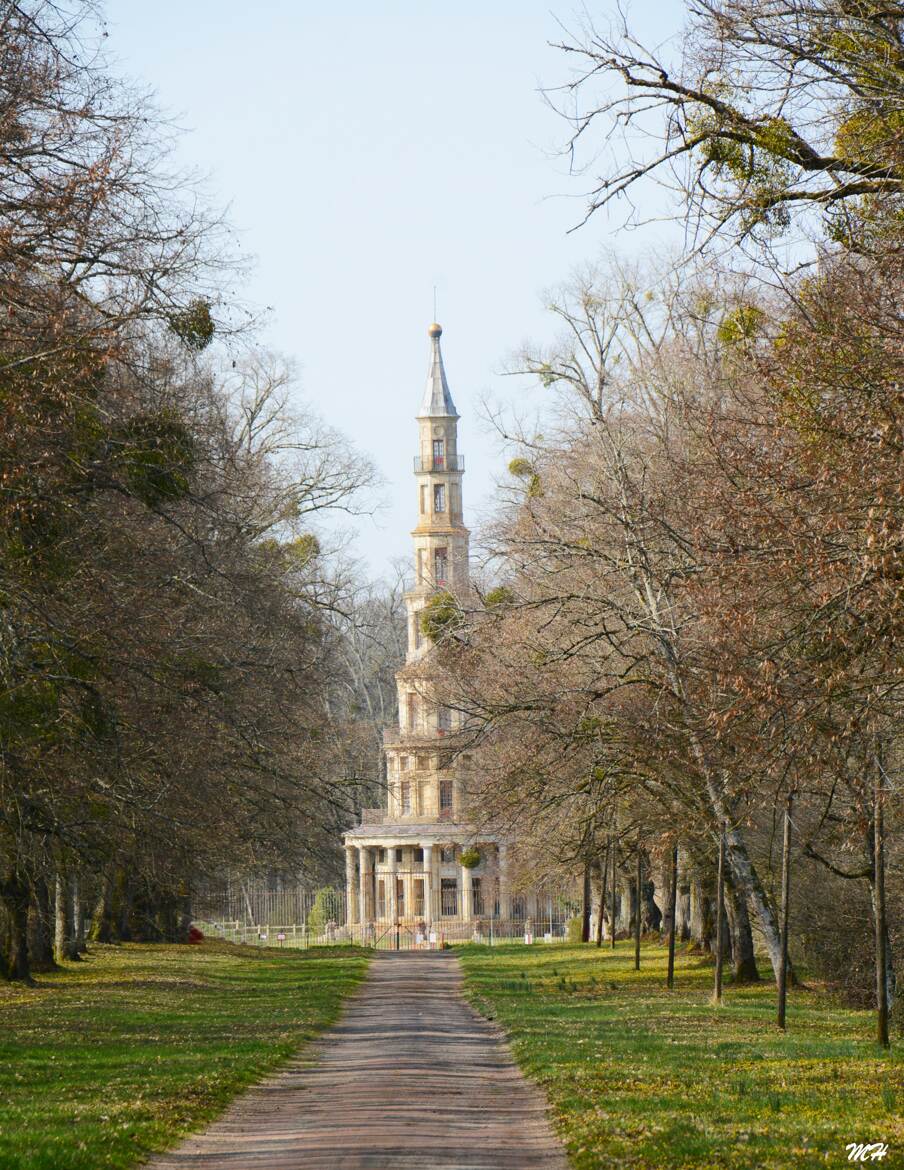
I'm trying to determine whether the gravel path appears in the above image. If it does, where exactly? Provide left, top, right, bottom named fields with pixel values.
left=147, top=949, right=568, bottom=1170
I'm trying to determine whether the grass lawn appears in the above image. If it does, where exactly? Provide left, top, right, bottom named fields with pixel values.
left=0, top=940, right=369, bottom=1170
left=459, top=941, right=903, bottom=1170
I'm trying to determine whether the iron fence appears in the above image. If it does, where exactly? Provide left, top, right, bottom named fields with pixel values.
left=194, top=878, right=582, bottom=952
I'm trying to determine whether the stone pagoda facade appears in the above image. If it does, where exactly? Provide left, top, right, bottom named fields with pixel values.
left=343, top=323, right=510, bottom=938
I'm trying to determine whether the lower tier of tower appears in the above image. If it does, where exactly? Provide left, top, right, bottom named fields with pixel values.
left=341, top=828, right=529, bottom=930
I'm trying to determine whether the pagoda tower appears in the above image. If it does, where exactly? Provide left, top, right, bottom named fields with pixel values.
left=343, top=323, right=509, bottom=938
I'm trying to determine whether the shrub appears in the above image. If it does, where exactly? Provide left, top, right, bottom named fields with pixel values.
left=420, top=591, right=464, bottom=643
left=307, top=886, right=342, bottom=935
left=566, top=915, right=584, bottom=943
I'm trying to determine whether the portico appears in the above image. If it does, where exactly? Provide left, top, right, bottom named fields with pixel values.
left=344, top=832, right=510, bottom=932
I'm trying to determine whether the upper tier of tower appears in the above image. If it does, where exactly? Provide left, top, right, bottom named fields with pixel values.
left=404, top=323, right=470, bottom=663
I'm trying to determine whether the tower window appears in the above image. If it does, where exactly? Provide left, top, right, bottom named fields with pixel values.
left=400, top=781, right=411, bottom=814
left=434, top=547, right=448, bottom=584
left=437, top=706, right=452, bottom=731
left=433, top=483, right=445, bottom=512
left=439, top=779, right=453, bottom=818
left=406, top=694, right=418, bottom=730
left=432, top=438, right=445, bottom=469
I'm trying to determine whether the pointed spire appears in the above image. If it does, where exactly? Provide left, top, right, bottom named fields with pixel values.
left=418, top=322, right=459, bottom=418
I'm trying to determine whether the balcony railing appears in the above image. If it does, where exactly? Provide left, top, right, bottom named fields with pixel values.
left=414, top=455, right=464, bottom=473
left=383, top=727, right=462, bottom=743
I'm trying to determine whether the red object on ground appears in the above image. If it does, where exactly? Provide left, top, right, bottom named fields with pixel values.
left=188, top=926, right=205, bottom=944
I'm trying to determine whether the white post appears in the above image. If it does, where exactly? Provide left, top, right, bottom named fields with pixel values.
left=388, top=847, right=398, bottom=923
left=423, top=844, right=434, bottom=926
left=498, top=842, right=511, bottom=923
left=460, top=862, right=472, bottom=922
left=357, top=846, right=369, bottom=925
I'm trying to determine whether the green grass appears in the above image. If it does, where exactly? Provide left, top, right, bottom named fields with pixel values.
left=459, top=941, right=903, bottom=1170
left=0, top=940, right=369, bottom=1170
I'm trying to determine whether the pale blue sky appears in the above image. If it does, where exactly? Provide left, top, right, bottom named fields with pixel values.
left=106, top=1, right=687, bottom=577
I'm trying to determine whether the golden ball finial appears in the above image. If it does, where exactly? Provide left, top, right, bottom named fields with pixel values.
left=428, top=321, right=443, bottom=338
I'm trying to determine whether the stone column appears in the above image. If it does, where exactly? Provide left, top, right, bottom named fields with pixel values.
left=358, top=846, right=370, bottom=925
left=460, top=862, right=472, bottom=922
left=423, top=845, right=434, bottom=926
left=345, top=845, right=357, bottom=926
left=401, top=859, right=411, bottom=922
left=387, top=847, right=398, bottom=923
left=498, top=842, right=511, bottom=922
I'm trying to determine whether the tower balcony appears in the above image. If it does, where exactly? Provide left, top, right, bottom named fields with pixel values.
left=383, top=726, right=465, bottom=746
left=414, top=454, right=464, bottom=473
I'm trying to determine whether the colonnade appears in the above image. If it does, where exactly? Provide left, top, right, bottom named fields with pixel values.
left=344, top=842, right=510, bottom=926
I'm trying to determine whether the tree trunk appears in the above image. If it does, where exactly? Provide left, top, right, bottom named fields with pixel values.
left=595, top=853, right=607, bottom=947
left=71, top=873, right=86, bottom=956
left=28, top=876, right=55, bottom=970
left=717, top=805, right=783, bottom=981
left=610, top=841, right=618, bottom=948
left=116, top=870, right=133, bottom=941
left=581, top=861, right=592, bottom=943
left=54, top=872, right=75, bottom=962
left=666, top=845, right=678, bottom=988
left=676, top=860, right=692, bottom=943
left=1, top=866, right=33, bottom=983
left=689, top=877, right=703, bottom=948
left=689, top=875, right=716, bottom=952
left=677, top=699, right=786, bottom=981
left=624, top=867, right=638, bottom=935
left=178, top=888, right=192, bottom=943
left=714, top=828, right=725, bottom=1003
left=873, top=768, right=891, bottom=1047
left=777, top=793, right=793, bottom=1030
left=634, top=848, right=642, bottom=971
left=89, top=871, right=116, bottom=942
left=723, top=875, right=760, bottom=983
left=641, top=878, right=661, bottom=932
